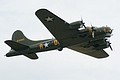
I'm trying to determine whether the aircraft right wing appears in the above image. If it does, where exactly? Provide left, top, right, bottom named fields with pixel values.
left=35, top=9, right=78, bottom=46
left=68, top=44, right=109, bottom=58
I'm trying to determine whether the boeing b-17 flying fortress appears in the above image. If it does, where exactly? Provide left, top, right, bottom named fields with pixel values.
left=5, top=9, right=113, bottom=60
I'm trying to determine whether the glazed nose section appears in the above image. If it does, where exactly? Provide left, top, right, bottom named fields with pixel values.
left=104, top=27, right=113, bottom=34
left=103, top=27, right=113, bottom=37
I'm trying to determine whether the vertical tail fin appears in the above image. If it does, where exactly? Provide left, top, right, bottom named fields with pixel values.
left=12, top=30, right=37, bottom=46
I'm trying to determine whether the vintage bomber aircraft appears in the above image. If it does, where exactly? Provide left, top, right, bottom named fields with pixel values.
left=5, top=9, right=113, bottom=60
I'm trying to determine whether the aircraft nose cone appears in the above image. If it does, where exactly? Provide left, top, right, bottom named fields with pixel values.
left=104, top=27, right=112, bottom=33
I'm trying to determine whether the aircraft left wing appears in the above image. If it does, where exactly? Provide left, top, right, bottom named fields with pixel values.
left=68, top=44, right=109, bottom=58
left=35, top=9, right=78, bottom=46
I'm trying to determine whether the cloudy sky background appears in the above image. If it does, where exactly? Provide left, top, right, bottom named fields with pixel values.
left=0, top=0, right=120, bottom=80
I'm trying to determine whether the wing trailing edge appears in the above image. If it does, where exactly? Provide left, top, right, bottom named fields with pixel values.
left=68, top=45, right=109, bottom=58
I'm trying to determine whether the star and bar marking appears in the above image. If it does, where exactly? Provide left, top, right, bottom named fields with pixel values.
left=44, top=42, right=49, bottom=48
left=45, top=17, right=54, bottom=22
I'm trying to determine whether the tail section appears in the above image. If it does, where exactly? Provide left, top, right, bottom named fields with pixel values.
left=5, top=30, right=39, bottom=60
left=5, top=40, right=38, bottom=60
left=12, top=30, right=37, bottom=46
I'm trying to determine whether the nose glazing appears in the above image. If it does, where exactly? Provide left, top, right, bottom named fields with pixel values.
left=104, top=27, right=112, bottom=33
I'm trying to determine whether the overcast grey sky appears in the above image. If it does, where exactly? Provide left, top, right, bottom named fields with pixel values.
left=0, top=0, right=120, bottom=80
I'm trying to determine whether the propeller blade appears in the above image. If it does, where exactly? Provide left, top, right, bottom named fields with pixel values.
left=107, top=40, right=113, bottom=51
left=91, top=26, right=96, bottom=38
left=105, top=39, right=113, bottom=51
left=109, top=44, right=113, bottom=51
left=106, top=25, right=108, bottom=27
left=92, top=31, right=95, bottom=38
left=81, top=17, right=83, bottom=22
left=91, top=24, right=93, bottom=27
left=80, top=17, right=86, bottom=28
left=110, top=29, right=113, bottom=33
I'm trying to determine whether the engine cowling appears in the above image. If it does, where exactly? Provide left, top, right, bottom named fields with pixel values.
left=94, top=42, right=109, bottom=50
left=89, top=39, right=105, bottom=45
left=69, top=21, right=82, bottom=30
left=89, top=39, right=110, bottom=50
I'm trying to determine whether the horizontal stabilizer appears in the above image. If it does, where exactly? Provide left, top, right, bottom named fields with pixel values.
left=24, top=53, right=38, bottom=60
left=5, top=40, right=29, bottom=51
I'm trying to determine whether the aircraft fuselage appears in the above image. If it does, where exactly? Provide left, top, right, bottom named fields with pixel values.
left=6, top=39, right=61, bottom=57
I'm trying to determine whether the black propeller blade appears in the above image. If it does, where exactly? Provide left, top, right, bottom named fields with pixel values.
left=109, top=44, right=113, bottom=51
left=90, top=25, right=96, bottom=38
left=108, top=42, right=113, bottom=51
left=106, top=40, right=113, bottom=51
left=80, top=18, right=86, bottom=28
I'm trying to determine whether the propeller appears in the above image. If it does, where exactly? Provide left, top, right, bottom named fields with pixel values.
left=87, top=24, right=96, bottom=38
left=92, top=30, right=95, bottom=38
left=109, top=43, right=113, bottom=51
left=106, top=39, right=113, bottom=51
left=80, top=17, right=86, bottom=28
left=91, top=24, right=95, bottom=38
left=108, top=42, right=113, bottom=51
left=80, top=18, right=96, bottom=38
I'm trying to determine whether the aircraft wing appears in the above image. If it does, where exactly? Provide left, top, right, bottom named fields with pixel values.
left=68, top=44, right=109, bottom=58
left=35, top=9, right=77, bottom=46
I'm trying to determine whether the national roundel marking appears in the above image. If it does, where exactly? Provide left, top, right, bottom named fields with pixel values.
left=53, top=40, right=59, bottom=46
left=39, top=43, right=44, bottom=49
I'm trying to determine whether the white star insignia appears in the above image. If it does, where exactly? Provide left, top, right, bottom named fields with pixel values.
left=44, top=43, right=49, bottom=48
left=45, top=17, right=54, bottom=22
